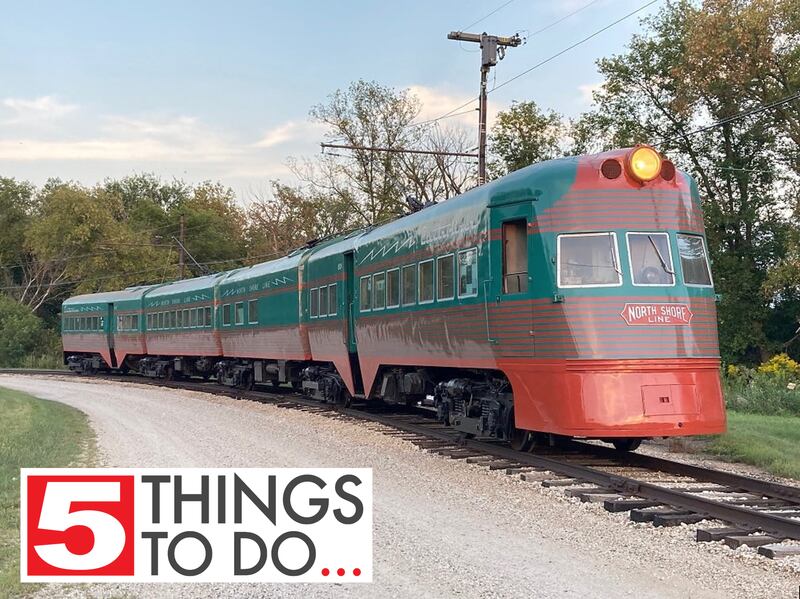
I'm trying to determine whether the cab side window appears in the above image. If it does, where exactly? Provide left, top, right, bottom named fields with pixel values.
left=502, top=220, right=528, bottom=294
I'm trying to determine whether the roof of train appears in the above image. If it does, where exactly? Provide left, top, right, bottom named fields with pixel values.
left=62, top=285, right=158, bottom=306
left=218, top=252, right=306, bottom=285
left=144, top=272, right=229, bottom=298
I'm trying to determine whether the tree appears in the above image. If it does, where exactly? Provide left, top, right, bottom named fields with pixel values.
left=17, top=182, right=172, bottom=312
left=0, top=293, right=52, bottom=367
left=488, top=101, right=565, bottom=177
left=169, top=181, right=248, bottom=273
left=246, top=182, right=351, bottom=258
left=103, top=173, right=191, bottom=235
left=295, top=79, right=478, bottom=227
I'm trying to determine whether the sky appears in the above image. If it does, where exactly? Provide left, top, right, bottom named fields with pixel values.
left=0, top=0, right=661, bottom=201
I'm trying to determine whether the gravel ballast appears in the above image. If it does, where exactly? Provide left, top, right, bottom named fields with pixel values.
left=2, top=375, right=797, bottom=598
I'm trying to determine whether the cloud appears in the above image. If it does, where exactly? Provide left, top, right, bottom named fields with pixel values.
left=408, top=84, right=505, bottom=131
left=253, top=120, right=326, bottom=149
left=2, top=95, right=78, bottom=123
left=0, top=113, right=239, bottom=163
left=578, top=81, right=604, bottom=106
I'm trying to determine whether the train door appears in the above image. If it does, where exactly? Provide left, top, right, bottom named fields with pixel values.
left=343, top=251, right=364, bottom=393
left=106, top=302, right=118, bottom=367
left=487, top=203, right=534, bottom=356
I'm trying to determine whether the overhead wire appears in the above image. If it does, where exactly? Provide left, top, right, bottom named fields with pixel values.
left=458, top=0, right=517, bottom=32
left=666, top=91, right=800, bottom=140
left=406, top=0, right=661, bottom=131
left=489, top=0, right=661, bottom=94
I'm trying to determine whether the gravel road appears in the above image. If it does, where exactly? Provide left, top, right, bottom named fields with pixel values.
left=3, top=375, right=798, bottom=599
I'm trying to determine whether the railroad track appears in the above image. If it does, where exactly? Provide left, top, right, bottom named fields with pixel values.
left=4, top=368, right=800, bottom=560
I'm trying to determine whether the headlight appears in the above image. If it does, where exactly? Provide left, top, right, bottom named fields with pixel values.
left=626, top=145, right=662, bottom=182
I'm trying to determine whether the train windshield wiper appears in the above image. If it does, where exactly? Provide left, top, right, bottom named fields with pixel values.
left=648, top=235, right=675, bottom=274
left=608, top=232, right=622, bottom=275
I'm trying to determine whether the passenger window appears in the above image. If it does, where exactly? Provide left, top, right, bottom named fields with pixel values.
left=558, top=233, right=622, bottom=287
left=419, top=260, right=434, bottom=303
left=458, top=248, right=478, bottom=297
left=222, top=304, right=232, bottom=326
left=235, top=302, right=244, bottom=325
left=503, top=220, right=528, bottom=294
left=204, top=307, right=212, bottom=326
left=171, top=311, right=177, bottom=328
left=373, top=272, right=386, bottom=310
left=627, top=233, right=675, bottom=286
left=182, top=309, right=189, bottom=328
left=177, top=310, right=183, bottom=328
left=131, top=315, right=138, bottom=330
left=402, top=265, right=416, bottom=306
left=192, top=308, right=199, bottom=327
left=386, top=269, right=400, bottom=308
left=437, top=254, right=455, bottom=301
left=320, top=286, right=329, bottom=316
left=158, top=312, right=165, bottom=329
left=359, top=276, right=371, bottom=311
left=248, top=299, right=258, bottom=324
left=310, top=287, right=319, bottom=318
left=677, top=234, right=713, bottom=286
left=328, top=284, right=337, bottom=315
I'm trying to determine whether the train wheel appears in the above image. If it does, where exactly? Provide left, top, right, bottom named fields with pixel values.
left=612, top=438, right=642, bottom=452
left=339, top=391, right=353, bottom=409
left=507, top=409, right=533, bottom=452
left=509, top=428, right=533, bottom=452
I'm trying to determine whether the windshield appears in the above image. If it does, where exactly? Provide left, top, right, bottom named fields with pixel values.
left=677, top=234, right=713, bottom=286
left=558, top=233, right=622, bottom=287
left=627, top=233, right=675, bottom=285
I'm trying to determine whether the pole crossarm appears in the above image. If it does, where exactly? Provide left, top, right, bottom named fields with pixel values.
left=320, top=142, right=478, bottom=159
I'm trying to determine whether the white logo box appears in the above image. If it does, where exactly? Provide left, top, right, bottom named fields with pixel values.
left=21, top=468, right=372, bottom=583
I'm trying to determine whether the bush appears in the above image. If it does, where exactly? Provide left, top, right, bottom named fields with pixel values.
left=723, top=354, right=800, bottom=416
left=0, top=294, right=60, bottom=368
left=756, top=353, right=800, bottom=378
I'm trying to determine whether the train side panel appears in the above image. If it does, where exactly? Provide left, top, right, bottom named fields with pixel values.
left=217, top=255, right=311, bottom=361
left=304, top=235, right=361, bottom=395
left=62, top=300, right=113, bottom=367
left=352, top=186, right=494, bottom=396
left=143, top=274, right=225, bottom=357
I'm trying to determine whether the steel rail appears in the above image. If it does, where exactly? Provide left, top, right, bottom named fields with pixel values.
left=572, top=442, right=800, bottom=504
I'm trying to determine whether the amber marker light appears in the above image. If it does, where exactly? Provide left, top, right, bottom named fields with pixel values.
left=626, top=145, right=662, bottom=183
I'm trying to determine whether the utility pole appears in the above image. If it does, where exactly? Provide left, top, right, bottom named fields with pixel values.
left=447, top=31, right=521, bottom=185
left=178, top=214, right=186, bottom=280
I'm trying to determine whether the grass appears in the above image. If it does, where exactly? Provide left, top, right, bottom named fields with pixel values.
left=706, top=410, right=800, bottom=479
left=0, top=386, right=95, bottom=598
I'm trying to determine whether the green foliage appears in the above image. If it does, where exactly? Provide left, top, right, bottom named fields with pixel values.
left=0, top=294, right=53, bottom=368
left=0, top=178, right=34, bottom=270
left=170, top=181, right=248, bottom=269
left=488, top=101, right=564, bottom=177
left=707, top=411, right=800, bottom=479
left=0, top=387, right=95, bottom=597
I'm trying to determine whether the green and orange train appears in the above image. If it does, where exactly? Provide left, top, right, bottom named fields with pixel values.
left=62, top=146, right=726, bottom=451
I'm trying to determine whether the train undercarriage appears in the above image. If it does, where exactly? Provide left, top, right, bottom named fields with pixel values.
left=63, top=352, right=645, bottom=452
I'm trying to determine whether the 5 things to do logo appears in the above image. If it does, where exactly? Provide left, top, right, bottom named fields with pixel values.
left=21, top=468, right=372, bottom=583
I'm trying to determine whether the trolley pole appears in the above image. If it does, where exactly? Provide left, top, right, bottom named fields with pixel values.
left=447, top=31, right=521, bottom=185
